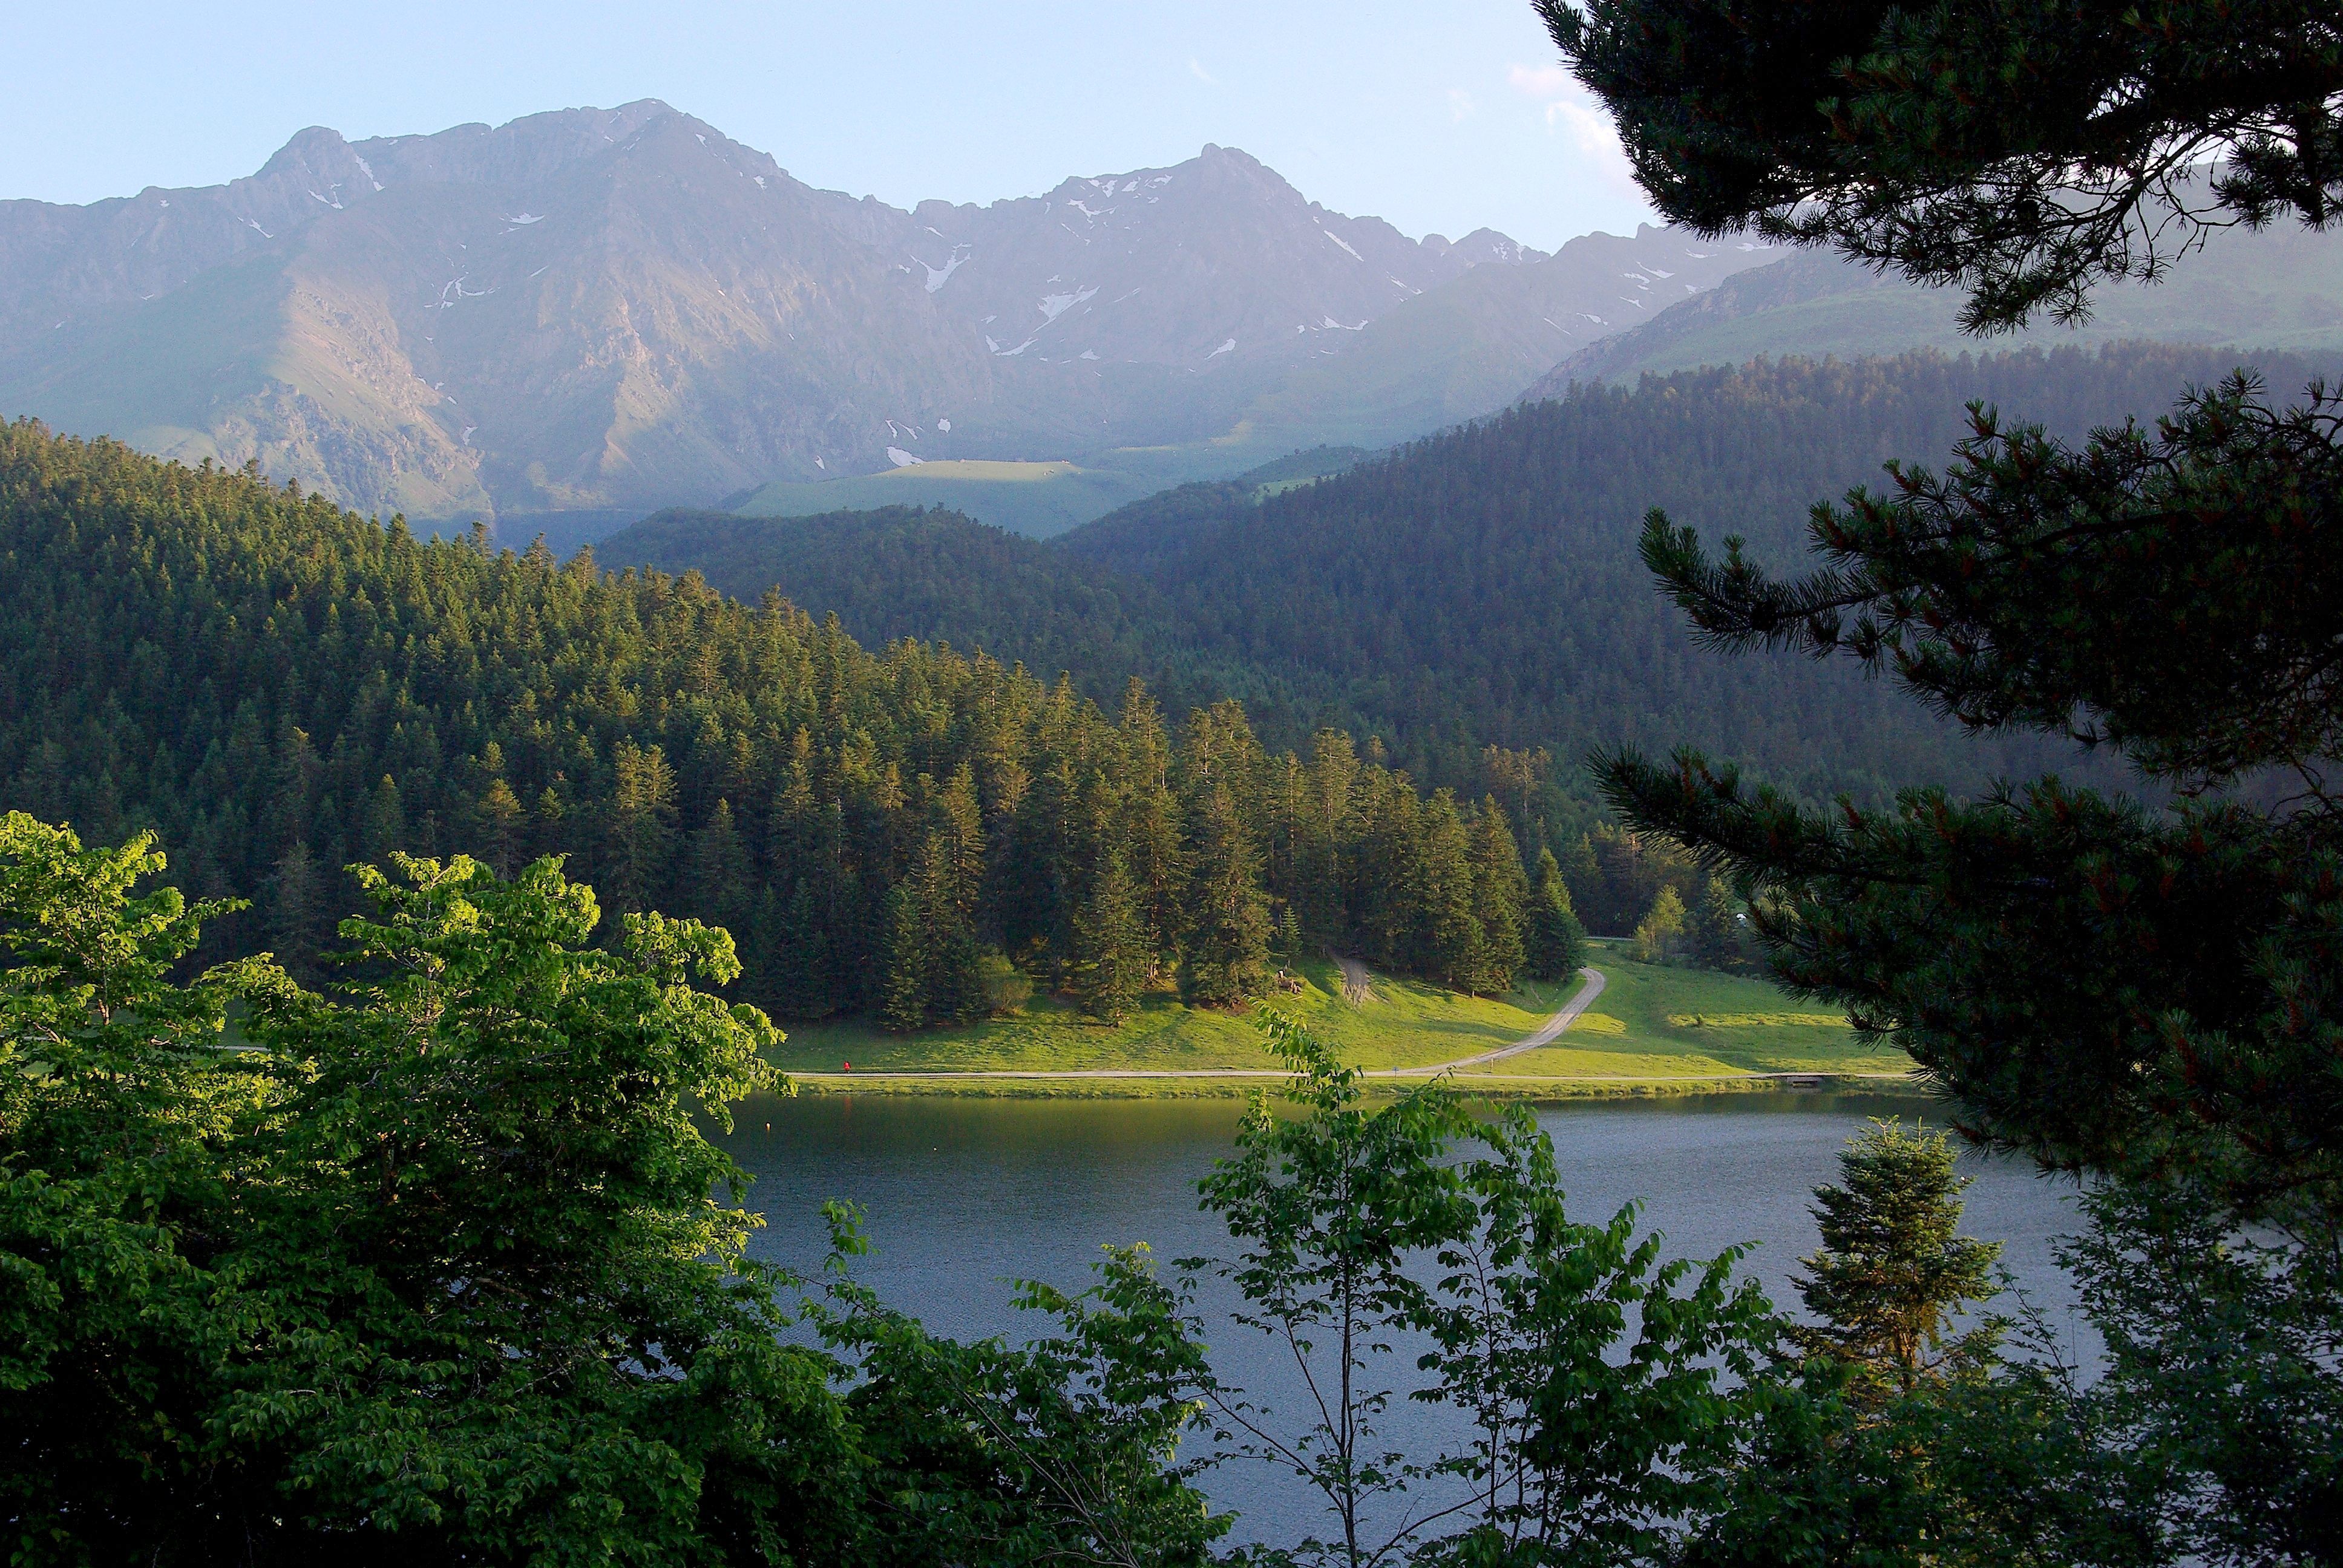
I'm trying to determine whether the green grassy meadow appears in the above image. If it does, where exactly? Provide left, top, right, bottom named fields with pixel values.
left=1449, top=942, right=1908, bottom=1083
left=768, top=941, right=1914, bottom=1094
left=771, top=955, right=1576, bottom=1076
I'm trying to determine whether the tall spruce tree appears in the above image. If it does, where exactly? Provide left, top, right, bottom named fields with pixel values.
left=606, top=741, right=678, bottom=912
left=1116, top=681, right=1188, bottom=975
left=476, top=777, right=525, bottom=877
left=1182, top=783, right=1271, bottom=1007
left=685, top=799, right=752, bottom=942
left=1686, top=875, right=1745, bottom=973
left=1525, top=846, right=1589, bottom=983
left=770, top=878, right=837, bottom=1020
left=1794, top=1122, right=2005, bottom=1402
left=1417, top=789, right=1486, bottom=991
left=1074, top=849, right=1146, bottom=1024
left=917, top=828, right=986, bottom=1026
left=266, top=840, right=334, bottom=984
left=878, top=880, right=931, bottom=1033
left=1466, top=799, right=1528, bottom=995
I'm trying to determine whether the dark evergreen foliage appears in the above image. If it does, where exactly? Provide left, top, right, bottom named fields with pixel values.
left=0, top=422, right=1534, bottom=1022
left=1539, top=0, right=2343, bottom=330
left=1524, top=846, right=1589, bottom=982
left=612, top=346, right=2323, bottom=855
left=1561, top=3, right=2343, bottom=1551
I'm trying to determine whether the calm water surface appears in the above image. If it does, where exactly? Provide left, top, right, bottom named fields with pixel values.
left=716, top=1090, right=2089, bottom=1543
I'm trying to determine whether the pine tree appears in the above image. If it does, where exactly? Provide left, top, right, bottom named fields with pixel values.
left=1686, top=875, right=1744, bottom=972
left=1562, top=834, right=1602, bottom=932
left=1181, top=784, right=1271, bottom=1007
left=1276, top=904, right=1305, bottom=961
left=878, top=881, right=931, bottom=1032
left=477, top=777, right=524, bottom=877
left=1297, top=729, right=1359, bottom=939
left=606, top=742, right=678, bottom=912
left=1074, top=849, right=1145, bottom=1024
left=770, top=878, right=837, bottom=1019
left=936, top=763, right=986, bottom=930
left=1466, top=799, right=1527, bottom=995
left=1116, top=684, right=1188, bottom=975
left=1416, top=790, right=1484, bottom=991
left=917, top=828, right=987, bottom=1025
left=532, top=786, right=566, bottom=858
left=1793, top=1121, right=2004, bottom=1400
left=267, top=840, right=333, bottom=983
left=686, top=799, right=752, bottom=941
left=1349, top=771, right=1422, bottom=969
left=1525, top=846, right=1589, bottom=982
left=361, top=776, right=405, bottom=865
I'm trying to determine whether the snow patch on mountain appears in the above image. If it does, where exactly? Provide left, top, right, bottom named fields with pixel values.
left=1037, top=286, right=1098, bottom=323
left=920, top=245, right=971, bottom=292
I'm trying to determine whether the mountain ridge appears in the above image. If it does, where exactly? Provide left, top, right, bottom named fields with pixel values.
left=0, top=102, right=1781, bottom=531
left=1523, top=217, right=2343, bottom=394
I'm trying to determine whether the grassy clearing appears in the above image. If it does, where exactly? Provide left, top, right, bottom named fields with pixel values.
left=1450, top=942, right=1910, bottom=1082
left=770, top=955, right=1575, bottom=1076
left=768, top=943, right=1915, bottom=1096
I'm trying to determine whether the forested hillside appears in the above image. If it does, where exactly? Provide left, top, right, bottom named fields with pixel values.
left=615, top=344, right=2307, bottom=829
left=0, top=422, right=1556, bottom=1023
left=1072, top=343, right=2319, bottom=800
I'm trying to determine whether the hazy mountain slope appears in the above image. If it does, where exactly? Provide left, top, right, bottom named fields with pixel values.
left=0, top=105, right=1011, bottom=525
left=1526, top=219, right=2343, bottom=392
left=730, top=461, right=1156, bottom=540
left=0, top=105, right=1581, bottom=529
left=725, top=442, right=1368, bottom=542
left=1, top=103, right=1792, bottom=537
left=1220, top=226, right=1789, bottom=454
left=901, top=145, right=1525, bottom=368
left=715, top=224, right=1795, bottom=539
left=595, top=501, right=1332, bottom=742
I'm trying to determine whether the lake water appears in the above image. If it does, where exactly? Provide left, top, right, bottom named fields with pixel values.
left=716, top=1089, right=2091, bottom=1546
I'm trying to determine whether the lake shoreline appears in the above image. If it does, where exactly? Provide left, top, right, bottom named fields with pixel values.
left=775, top=1070, right=1934, bottom=1102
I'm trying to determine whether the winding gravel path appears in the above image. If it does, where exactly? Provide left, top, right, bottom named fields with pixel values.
left=1372, top=966, right=1605, bottom=1077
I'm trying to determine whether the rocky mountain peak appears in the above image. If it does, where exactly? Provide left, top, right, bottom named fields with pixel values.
left=0, top=103, right=1735, bottom=529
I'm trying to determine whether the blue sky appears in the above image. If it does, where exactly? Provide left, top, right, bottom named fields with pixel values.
left=2, top=1, right=1655, bottom=251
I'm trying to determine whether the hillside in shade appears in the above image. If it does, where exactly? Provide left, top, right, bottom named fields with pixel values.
left=608, top=343, right=2309, bottom=819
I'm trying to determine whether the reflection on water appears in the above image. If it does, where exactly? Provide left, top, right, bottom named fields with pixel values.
left=716, top=1089, right=2089, bottom=1542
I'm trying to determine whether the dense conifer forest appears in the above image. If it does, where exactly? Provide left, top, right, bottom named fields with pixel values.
left=612, top=343, right=2338, bottom=828
left=0, top=421, right=1553, bottom=1024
